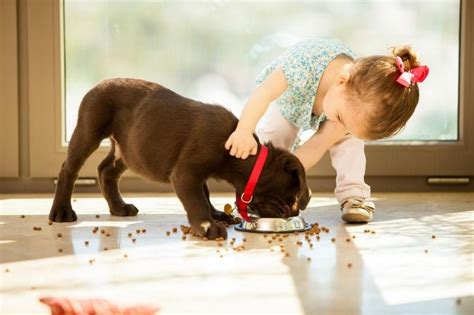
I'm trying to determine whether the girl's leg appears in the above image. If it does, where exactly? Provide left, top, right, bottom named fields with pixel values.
left=256, top=103, right=299, bottom=149
left=329, top=134, right=371, bottom=203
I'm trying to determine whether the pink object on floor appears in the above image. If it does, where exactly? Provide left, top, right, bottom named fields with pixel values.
left=40, top=297, right=159, bottom=315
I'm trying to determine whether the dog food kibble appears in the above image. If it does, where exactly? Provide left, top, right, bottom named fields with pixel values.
left=128, top=233, right=132, bottom=237
left=271, top=236, right=277, bottom=240
left=124, top=254, right=128, bottom=258
left=85, top=241, right=89, bottom=246
left=100, top=229, right=105, bottom=234
left=309, top=244, right=314, bottom=248
left=352, top=235, right=356, bottom=239
left=242, top=238, right=247, bottom=243
left=89, top=259, right=95, bottom=264
left=132, top=238, right=136, bottom=243
left=21, top=215, right=25, bottom=218
left=347, top=263, right=352, bottom=268
left=48, top=221, right=53, bottom=225
left=296, top=241, right=303, bottom=246
left=217, top=242, right=223, bottom=247
left=285, top=253, right=290, bottom=257
left=58, top=249, right=63, bottom=253
left=432, top=235, right=436, bottom=239
left=424, top=249, right=429, bottom=253
left=230, top=241, right=234, bottom=245
left=456, top=298, right=462, bottom=305
left=5, top=268, right=9, bottom=272
left=224, top=203, right=233, bottom=215
left=278, top=237, right=283, bottom=242
left=316, top=236, right=320, bottom=241
left=96, top=215, right=100, bottom=218
left=33, top=226, right=42, bottom=231
left=57, top=233, right=62, bottom=238
left=166, top=231, right=171, bottom=236
left=172, top=228, right=178, bottom=233
left=263, top=235, right=268, bottom=238
left=106, top=233, right=111, bottom=237
left=346, top=238, right=351, bottom=242
left=331, top=238, right=336, bottom=242
left=181, top=235, right=186, bottom=240
left=180, top=225, right=191, bottom=234
left=268, top=240, right=272, bottom=244
left=103, top=247, right=108, bottom=251
left=141, top=229, right=146, bottom=233
left=371, top=231, right=376, bottom=234
left=307, top=257, right=311, bottom=262
left=136, top=229, right=141, bottom=234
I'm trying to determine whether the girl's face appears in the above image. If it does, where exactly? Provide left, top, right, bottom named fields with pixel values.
left=322, top=68, right=369, bottom=140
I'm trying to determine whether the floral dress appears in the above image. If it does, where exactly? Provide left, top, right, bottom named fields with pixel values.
left=256, top=38, right=357, bottom=150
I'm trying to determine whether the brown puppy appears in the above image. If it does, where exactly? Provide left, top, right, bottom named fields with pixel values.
left=49, top=78, right=311, bottom=239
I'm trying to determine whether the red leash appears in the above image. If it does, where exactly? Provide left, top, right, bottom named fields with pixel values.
left=235, top=145, right=269, bottom=222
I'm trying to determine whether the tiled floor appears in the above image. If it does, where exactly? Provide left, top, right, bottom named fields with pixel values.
left=0, top=192, right=473, bottom=314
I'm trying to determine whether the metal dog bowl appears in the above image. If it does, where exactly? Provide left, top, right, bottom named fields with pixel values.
left=234, top=216, right=311, bottom=234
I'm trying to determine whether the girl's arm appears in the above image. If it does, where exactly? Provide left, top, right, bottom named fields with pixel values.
left=225, top=69, right=288, bottom=159
left=295, top=120, right=347, bottom=171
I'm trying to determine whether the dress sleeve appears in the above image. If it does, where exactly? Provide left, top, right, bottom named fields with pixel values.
left=256, top=41, right=315, bottom=94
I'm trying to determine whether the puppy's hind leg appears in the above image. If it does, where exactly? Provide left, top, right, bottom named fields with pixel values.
left=98, top=141, right=138, bottom=217
left=49, top=125, right=103, bottom=222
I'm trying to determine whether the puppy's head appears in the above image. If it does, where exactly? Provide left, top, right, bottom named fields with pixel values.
left=248, top=143, right=311, bottom=218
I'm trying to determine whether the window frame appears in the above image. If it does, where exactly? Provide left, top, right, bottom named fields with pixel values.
left=26, top=0, right=473, bottom=179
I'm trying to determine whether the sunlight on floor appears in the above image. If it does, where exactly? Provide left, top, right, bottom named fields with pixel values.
left=345, top=210, right=474, bottom=305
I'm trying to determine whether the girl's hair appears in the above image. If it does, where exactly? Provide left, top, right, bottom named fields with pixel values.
left=346, top=45, right=422, bottom=140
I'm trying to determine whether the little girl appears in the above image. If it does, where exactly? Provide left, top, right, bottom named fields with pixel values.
left=225, top=38, right=429, bottom=223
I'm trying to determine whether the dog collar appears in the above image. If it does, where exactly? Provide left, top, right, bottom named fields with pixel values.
left=235, top=145, right=269, bottom=222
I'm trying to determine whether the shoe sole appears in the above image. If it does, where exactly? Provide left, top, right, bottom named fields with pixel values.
left=341, top=212, right=371, bottom=224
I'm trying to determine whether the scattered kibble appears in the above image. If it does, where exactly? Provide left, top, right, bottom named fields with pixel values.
left=166, top=231, right=171, bottom=236
left=432, top=235, right=436, bottom=239
left=285, top=253, right=290, bottom=257
left=5, top=268, right=10, bottom=272
left=352, top=235, right=356, bottom=239
left=307, top=257, right=311, bottom=262
left=371, top=231, right=376, bottom=234
left=103, top=247, right=108, bottom=251
left=172, top=228, right=178, bottom=233
left=181, top=235, right=186, bottom=240
left=96, top=215, right=100, bottom=218
left=48, top=221, right=53, bottom=225
left=132, top=239, right=136, bottom=243
left=58, top=249, right=63, bottom=253
left=136, top=229, right=141, bottom=234
left=141, top=229, right=146, bottom=233
left=20, top=215, right=25, bottom=218
left=224, top=203, right=233, bottom=215
left=57, top=233, right=62, bottom=238
left=346, top=238, right=351, bottom=242
left=331, top=238, right=336, bottom=242
left=128, top=233, right=132, bottom=237
left=456, top=298, right=462, bottom=305
left=242, top=238, right=247, bottom=243
left=263, top=235, right=268, bottom=238
left=84, top=241, right=89, bottom=246
left=316, top=236, right=320, bottom=241
left=424, top=249, right=429, bottom=253
left=100, top=229, right=105, bottom=234
left=89, top=259, right=95, bottom=264
left=33, top=226, right=42, bottom=231
left=347, top=263, right=352, bottom=268
left=268, top=240, right=272, bottom=244
left=124, top=254, right=128, bottom=258
left=296, top=241, right=303, bottom=246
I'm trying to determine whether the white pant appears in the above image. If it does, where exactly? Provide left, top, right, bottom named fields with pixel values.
left=257, top=103, right=371, bottom=203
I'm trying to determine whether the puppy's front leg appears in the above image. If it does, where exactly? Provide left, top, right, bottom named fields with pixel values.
left=171, top=172, right=227, bottom=240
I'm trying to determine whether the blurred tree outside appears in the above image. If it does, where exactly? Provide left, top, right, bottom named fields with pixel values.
left=64, top=0, right=460, bottom=142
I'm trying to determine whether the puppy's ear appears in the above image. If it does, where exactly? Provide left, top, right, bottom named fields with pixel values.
left=282, top=156, right=311, bottom=210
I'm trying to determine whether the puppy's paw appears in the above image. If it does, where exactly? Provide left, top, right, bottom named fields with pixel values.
left=49, top=206, right=77, bottom=222
left=110, top=203, right=139, bottom=217
left=211, top=209, right=241, bottom=225
left=192, top=220, right=227, bottom=240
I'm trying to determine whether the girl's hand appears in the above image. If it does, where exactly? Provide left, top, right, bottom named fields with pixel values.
left=225, top=129, right=258, bottom=159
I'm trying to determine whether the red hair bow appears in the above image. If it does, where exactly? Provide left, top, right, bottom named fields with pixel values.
left=395, top=56, right=429, bottom=87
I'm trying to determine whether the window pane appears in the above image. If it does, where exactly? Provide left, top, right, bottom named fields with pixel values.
left=64, top=0, right=460, bottom=142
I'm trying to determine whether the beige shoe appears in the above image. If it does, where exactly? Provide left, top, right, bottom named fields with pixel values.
left=341, top=198, right=375, bottom=223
